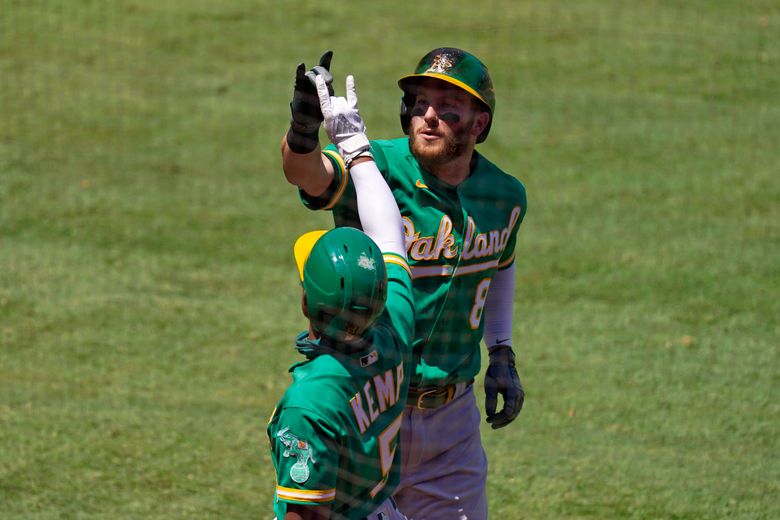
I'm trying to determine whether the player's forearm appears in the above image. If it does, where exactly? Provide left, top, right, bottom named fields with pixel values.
left=351, top=159, right=406, bottom=258
left=285, top=503, right=330, bottom=520
left=280, top=134, right=333, bottom=197
left=483, top=263, right=516, bottom=350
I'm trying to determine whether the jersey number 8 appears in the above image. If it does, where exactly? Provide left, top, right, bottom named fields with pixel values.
left=469, top=278, right=492, bottom=330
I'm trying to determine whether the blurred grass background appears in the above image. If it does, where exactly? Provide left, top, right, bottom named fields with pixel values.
left=1, top=1, right=778, bottom=518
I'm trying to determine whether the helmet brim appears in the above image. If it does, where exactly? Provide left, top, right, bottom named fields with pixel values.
left=294, top=230, right=329, bottom=282
left=398, top=73, right=492, bottom=113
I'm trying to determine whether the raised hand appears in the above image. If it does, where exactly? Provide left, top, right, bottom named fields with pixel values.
left=287, top=51, right=334, bottom=153
left=315, top=74, right=372, bottom=166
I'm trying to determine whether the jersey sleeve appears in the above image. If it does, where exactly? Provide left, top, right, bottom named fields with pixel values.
left=269, top=407, right=339, bottom=509
left=298, top=147, right=350, bottom=211
left=498, top=180, right=528, bottom=269
left=298, top=143, right=390, bottom=231
left=377, top=258, right=415, bottom=348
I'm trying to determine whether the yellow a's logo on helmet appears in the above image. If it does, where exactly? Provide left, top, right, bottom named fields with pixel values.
left=426, top=53, right=454, bottom=74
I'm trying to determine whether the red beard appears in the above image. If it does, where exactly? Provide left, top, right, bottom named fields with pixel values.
left=409, top=118, right=474, bottom=169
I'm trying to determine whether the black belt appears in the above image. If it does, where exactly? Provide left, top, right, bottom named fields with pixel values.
left=407, top=379, right=474, bottom=410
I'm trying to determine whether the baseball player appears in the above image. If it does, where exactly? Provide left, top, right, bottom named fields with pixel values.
left=281, top=48, right=527, bottom=519
left=268, top=74, right=413, bottom=520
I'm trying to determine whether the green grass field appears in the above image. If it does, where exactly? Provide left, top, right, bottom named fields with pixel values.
left=1, top=1, right=778, bottom=518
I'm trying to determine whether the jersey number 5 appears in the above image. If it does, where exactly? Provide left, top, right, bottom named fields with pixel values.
left=369, top=414, right=403, bottom=498
left=469, top=278, right=492, bottom=329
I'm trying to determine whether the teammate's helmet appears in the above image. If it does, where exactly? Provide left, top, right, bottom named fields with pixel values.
left=398, top=47, right=495, bottom=143
left=294, top=228, right=388, bottom=341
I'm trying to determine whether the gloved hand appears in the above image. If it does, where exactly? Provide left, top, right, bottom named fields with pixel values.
left=315, top=74, right=372, bottom=166
left=484, top=345, right=524, bottom=429
left=287, top=51, right=334, bottom=153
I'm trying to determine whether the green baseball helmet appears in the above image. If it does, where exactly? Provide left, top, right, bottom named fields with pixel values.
left=294, top=228, right=388, bottom=341
left=398, top=47, right=495, bottom=143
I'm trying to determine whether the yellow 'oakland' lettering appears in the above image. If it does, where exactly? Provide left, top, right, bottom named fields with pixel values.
left=462, top=206, right=521, bottom=261
left=410, top=236, right=434, bottom=259
left=404, top=216, right=458, bottom=261
left=405, top=207, right=522, bottom=264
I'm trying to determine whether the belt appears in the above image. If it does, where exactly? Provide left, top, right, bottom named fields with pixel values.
left=407, top=379, right=474, bottom=410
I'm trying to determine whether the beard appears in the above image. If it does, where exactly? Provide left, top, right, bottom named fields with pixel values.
left=409, top=119, right=474, bottom=169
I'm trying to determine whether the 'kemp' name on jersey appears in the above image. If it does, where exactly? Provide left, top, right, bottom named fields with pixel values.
left=403, top=206, right=522, bottom=262
left=349, top=362, right=404, bottom=434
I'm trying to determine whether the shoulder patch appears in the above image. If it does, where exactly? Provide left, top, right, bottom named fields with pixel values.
left=277, top=427, right=316, bottom=483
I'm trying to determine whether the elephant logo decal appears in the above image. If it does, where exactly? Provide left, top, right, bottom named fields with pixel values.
left=426, top=53, right=454, bottom=74
left=277, top=427, right=316, bottom=484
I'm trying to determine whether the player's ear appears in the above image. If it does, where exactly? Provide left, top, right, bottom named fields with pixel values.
left=471, top=110, right=490, bottom=138
left=301, top=289, right=309, bottom=319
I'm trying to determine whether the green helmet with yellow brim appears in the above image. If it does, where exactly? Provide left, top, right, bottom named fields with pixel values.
left=398, top=47, right=495, bottom=143
left=294, top=228, right=388, bottom=342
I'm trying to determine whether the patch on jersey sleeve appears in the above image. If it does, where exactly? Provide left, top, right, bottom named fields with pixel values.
left=277, top=427, right=316, bottom=483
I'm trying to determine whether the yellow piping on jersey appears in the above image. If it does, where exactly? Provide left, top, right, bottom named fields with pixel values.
left=276, top=485, right=336, bottom=503
left=321, top=149, right=349, bottom=211
left=410, top=258, right=510, bottom=279
left=410, top=264, right=454, bottom=279
left=454, top=259, right=500, bottom=276
left=415, top=179, right=429, bottom=189
left=498, top=253, right=515, bottom=269
left=383, top=253, right=412, bottom=278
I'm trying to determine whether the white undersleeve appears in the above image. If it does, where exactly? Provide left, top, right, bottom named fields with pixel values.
left=350, top=161, right=406, bottom=257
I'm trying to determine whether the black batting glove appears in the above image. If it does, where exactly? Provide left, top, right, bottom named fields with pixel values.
left=484, top=345, right=524, bottom=429
left=287, top=51, right=334, bottom=154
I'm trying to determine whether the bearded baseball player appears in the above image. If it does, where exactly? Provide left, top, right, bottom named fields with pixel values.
left=281, top=48, right=526, bottom=519
left=268, top=74, right=414, bottom=520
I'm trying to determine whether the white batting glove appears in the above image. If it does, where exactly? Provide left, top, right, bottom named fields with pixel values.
left=315, top=74, right=372, bottom=166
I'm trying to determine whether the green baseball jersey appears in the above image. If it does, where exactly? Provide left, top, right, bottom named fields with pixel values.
left=304, top=141, right=526, bottom=388
left=267, top=260, right=414, bottom=520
